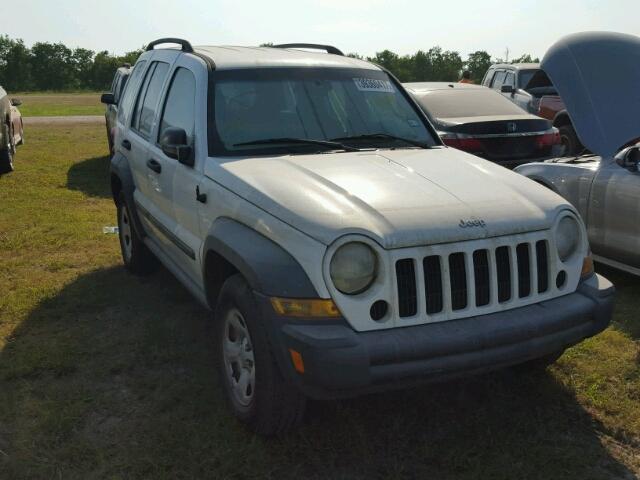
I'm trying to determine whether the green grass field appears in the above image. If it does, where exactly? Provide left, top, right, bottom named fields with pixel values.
left=13, top=92, right=103, bottom=117
left=0, top=123, right=639, bottom=479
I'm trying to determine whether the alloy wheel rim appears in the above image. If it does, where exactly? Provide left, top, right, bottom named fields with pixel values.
left=222, top=308, right=255, bottom=408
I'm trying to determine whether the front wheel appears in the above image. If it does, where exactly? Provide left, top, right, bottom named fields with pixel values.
left=215, top=274, right=306, bottom=435
left=116, top=192, right=157, bottom=275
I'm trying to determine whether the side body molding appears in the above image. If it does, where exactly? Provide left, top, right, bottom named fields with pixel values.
left=203, top=218, right=320, bottom=298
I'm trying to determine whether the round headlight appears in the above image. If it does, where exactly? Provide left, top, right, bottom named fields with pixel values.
left=330, top=242, right=377, bottom=295
left=555, top=215, right=580, bottom=261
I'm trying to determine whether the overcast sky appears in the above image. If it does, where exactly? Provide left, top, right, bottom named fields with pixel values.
left=3, top=0, right=638, bottom=59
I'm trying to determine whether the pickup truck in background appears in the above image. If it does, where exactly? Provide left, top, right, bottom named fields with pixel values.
left=483, top=64, right=584, bottom=155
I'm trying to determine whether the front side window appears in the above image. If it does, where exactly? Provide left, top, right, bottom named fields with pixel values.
left=158, top=68, right=196, bottom=144
left=211, top=68, right=435, bottom=156
left=503, top=72, right=515, bottom=88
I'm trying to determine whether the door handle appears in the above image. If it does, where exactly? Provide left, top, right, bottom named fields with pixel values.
left=146, top=159, right=162, bottom=174
left=196, top=185, right=207, bottom=203
left=121, top=139, right=131, bottom=150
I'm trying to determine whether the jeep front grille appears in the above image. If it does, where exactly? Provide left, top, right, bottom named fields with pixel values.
left=394, top=240, right=550, bottom=319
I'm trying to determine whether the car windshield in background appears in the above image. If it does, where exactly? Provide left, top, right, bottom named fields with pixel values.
left=211, top=68, right=435, bottom=155
left=414, top=89, right=527, bottom=119
left=518, top=69, right=538, bottom=89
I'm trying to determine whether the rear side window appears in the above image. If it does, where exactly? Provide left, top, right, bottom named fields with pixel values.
left=482, top=70, right=495, bottom=86
left=114, top=73, right=129, bottom=104
left=132, top=62, right=170, bottom=139
left=158, top=68, right=196, bottom=144
left=117, top=61, right=147, bottom=123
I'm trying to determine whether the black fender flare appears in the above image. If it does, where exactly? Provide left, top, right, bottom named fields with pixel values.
left=109, top=153, right=146, bottom=237
left=203, top=218, right=319, bottom=298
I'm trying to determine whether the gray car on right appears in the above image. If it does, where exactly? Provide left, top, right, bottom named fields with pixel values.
left=516, top=31, right=640, bottom=275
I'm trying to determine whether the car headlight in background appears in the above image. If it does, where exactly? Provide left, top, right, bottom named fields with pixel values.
left=554, top=215, right=581, bottom=261
left=329, top=242, right=377, bottom=295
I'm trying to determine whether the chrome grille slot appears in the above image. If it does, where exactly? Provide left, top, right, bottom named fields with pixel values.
left=473, top=250, right=491, bottom=306
left=516, top=243, right=531, bottom=298
left=395, top=259, right=417, bottom=317
left=448, top=253, right=467, bottom=310
left=536, top=240, right=549, bottom=293
left=495, top=246, right=512, bottom=303
left=423, top=255, right=443, bottom=314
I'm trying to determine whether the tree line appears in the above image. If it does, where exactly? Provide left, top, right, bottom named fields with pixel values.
left=0, top=35, right=538, bottom=92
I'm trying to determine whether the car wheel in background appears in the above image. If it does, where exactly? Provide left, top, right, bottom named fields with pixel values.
left=116, top=192, right=157, bottom=275
left=558, top=124, right=583, bottom=156
left=0, top=122, right=15, bottom=174
left=214, top=274, right=306, bottom=435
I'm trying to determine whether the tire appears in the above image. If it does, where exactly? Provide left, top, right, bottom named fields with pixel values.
left=0, top=122, right=15, bottom=175
left=514, top=349, right=564, bottom=372
left=116, top=192, right=157, bottom=275
left=214, top=274, right=306, bottom=435
left=558, top=124, right=583, bottom=156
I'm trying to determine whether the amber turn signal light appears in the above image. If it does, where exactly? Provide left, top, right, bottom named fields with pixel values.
left=581, top=255, right=595, bottom=279
left=270, top=298, right=341, bottom=318
left=289, top=349, right=305, bottom=374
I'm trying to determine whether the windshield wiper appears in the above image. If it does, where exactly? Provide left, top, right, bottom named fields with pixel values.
left=233, top=137, right=360, bottom=152
left=331, top=133, right=430, bottom=149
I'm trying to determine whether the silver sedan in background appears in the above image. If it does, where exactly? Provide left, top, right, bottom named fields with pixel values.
left=516, top=32, right=640, bottom=275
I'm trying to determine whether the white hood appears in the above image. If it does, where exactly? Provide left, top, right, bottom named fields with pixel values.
left=210, top=148, right=569, bottom=248
left=541, top=31, right=640, bottom=158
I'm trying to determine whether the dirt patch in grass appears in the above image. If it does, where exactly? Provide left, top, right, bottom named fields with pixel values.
left=0, top=124, right=639, bottom=479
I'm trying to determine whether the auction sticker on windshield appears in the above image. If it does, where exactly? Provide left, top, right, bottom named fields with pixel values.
left=353, top=78, right=395, bottom=93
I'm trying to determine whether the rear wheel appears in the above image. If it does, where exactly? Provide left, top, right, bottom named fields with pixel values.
left=215, top=274, right=306, bottom=435
left=0, top=122, right=15, bottom=174
left=558, top=124, right=583, bottom=156
left=116, top=192, right=157, bottom=275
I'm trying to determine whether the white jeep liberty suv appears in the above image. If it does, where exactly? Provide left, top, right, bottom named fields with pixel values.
left=110, top=38, right=614, bottom=435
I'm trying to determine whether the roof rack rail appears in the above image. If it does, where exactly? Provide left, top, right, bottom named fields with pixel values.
left=273, top=43, right=344, bottom=56
left=146, top=38, right=194, bottom=53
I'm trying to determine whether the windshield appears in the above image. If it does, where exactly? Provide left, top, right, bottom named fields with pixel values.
left=210, top=68, right=435, bottom=155
left=518, top=69, right=538, bottom=89
left=412, top=88, right=527, bottom=119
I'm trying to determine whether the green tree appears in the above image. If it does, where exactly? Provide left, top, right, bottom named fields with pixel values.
left=0, top=36, right=33, bottom=90
left=511, top=53, right=539, bottom=64
left=465, top=50, right=493, bottom=82
left=30, top=42, right=75, bottom=90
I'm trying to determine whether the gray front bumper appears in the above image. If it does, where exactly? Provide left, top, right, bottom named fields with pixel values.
left=267, top=274, right=614, bottom=399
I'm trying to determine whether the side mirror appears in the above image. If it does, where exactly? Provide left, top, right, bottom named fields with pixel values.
left=159, top=127, right=193, bottom=166
left=100, top=92, right=115, bottom=105
left=10, top=98, right=22, bottom=107
left=501, top=85, right=515, bottom=94
left=616, top=146, right=640, bottom=173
